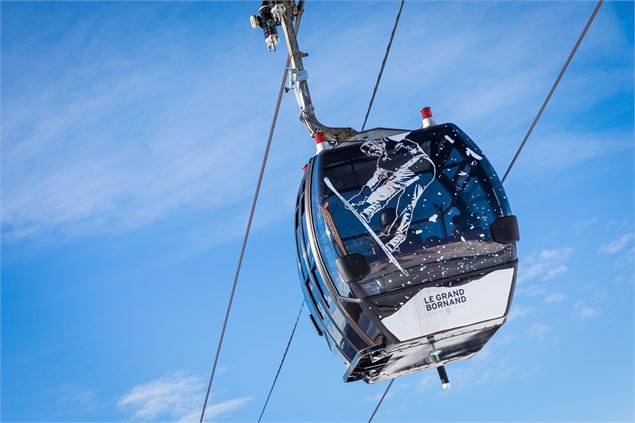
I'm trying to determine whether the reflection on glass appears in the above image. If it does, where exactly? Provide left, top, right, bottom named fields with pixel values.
left=312, top=124, right=514, bottom=297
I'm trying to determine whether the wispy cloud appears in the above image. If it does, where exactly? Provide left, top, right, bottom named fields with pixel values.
left=2, top=0, right=632, bottom=248
left=492, top=334, right=519, bottom=346
left=616, top=247, right=634, bottom=267
left=417, top=372, right=437, bottom=393
left=542, top=264, right=568, bottom=281
left=528, top=322, right=551, bottom=341
left=574, top=217, right=599, bottom=234
left=508, top=304, right=533, bottom=320
left=117, top=373, right=250, bottom=422
left=519, top=247, right=573, bottom=282
left=517, top=284, right=547, bottom=298
left=519, top=365, right=541, bottom=380
left=498, top=131, right=631, bottom=181
left=365, top=386, right=395, bottom=403
left=53, top=385, right=100, bottom=413
left=605, top=219, right=632, bottom=233
left=118, top=374, right=201, bottom=420
left=1, top=6, right=302, bottom=244
left=544, top=293, right=566, bottom=304
left=572, top=300, right=600, bottom=320
left=598, top=232, right=634, bottom=255
left=614, top=275, right=633, bottom=284
left=174, top=398, right=252, bottom=423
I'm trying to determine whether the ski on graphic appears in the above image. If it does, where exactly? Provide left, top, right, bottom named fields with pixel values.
left=324, top=176, right=409, bottom=277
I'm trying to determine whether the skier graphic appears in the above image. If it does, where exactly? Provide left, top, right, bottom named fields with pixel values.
left=348, top=137, right=436, bottom=253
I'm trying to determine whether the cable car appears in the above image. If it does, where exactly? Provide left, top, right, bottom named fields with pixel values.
left=251, top=0, right=519, bottom=385
left=296, top=114, right=519, bottom=384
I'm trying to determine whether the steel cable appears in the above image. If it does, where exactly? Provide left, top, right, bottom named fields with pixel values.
left=367, top=2, right=603, bottom=420
left=201, top=0, right=601, bottom=420
left=257, top=301, right=305, bottom=422
left=362, top=1, right=407, bottom=420
left=256, top=0, right=408, bottom=419
left=501, top=0, right=604, bottom=183
left=361, top=0, right=405, bottom=131
left=256, top=1, right=406, bottom=419
left=251, top=3, right=309, bottom=421
left=368, top=379, right=394, bottom=423
left=197, top=2, right=305, bottom=422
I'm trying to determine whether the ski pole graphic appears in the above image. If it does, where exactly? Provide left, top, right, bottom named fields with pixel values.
left=323, top=176, right=409, bottom=277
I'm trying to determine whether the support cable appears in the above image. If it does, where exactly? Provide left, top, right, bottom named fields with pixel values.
left=501, top=0, right=603, bottom=183
left=362, top=1, right=406, bottom=420
left=257, top=301, right=305, bottom=422
left=201, top=0, right=602, bottom=420
left=197, top=3, right=305, bottom=422
left=256, top=1, right=406, bottom=420
left=361, top=0, right=405, bottom=131
left=368, top=2, right=603, bottom=420
left=368, top=380, right=394, bottom=423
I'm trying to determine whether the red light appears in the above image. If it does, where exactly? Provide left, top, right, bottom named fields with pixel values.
left=420, top=107, right=433, bottom=119
left=314, top=132, right=327, bottom=143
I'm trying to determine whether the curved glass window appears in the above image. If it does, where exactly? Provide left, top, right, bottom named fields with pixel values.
left=311, top=123, right=514, bottom=297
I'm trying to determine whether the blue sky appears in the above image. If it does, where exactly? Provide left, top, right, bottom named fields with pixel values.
left=1, top=1, right=633, bottom=421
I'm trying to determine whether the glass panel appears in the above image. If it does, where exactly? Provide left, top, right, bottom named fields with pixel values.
left=301, top=208, right=317, bottom=271
left=296, top=217, right=309, bottom=280
left=310, top=191, right=353, bottom=297
left=312, top=123, right=515, bottom=297
left=311, top=265, right=369, bottom=351
left=325, top=331, right=351, bottom=364
left=312, top=268, right=331, bottom=307
left=310, top=292, right=357, bottom=360
left=306, top=281, right=326, bottom=320
left=341, top=300, right=383, bottom=343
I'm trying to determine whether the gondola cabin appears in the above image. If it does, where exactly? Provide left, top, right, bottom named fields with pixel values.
left=247, top=0, right=519, bottom=386
left=295, top=115, right=519, bottom=384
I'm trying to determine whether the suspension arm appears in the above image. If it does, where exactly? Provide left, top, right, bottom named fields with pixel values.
left=251, top=0, right=357, bottom=143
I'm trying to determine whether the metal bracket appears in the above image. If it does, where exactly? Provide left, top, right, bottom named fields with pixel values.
left=252, top=1, right=357, bottom=143
left=427, top=336, right=451, bottom=389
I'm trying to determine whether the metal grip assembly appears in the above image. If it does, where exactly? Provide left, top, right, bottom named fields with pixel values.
left=249, top=0, right=358, bottom=145
left=250, top=2, right=280, bottom=51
